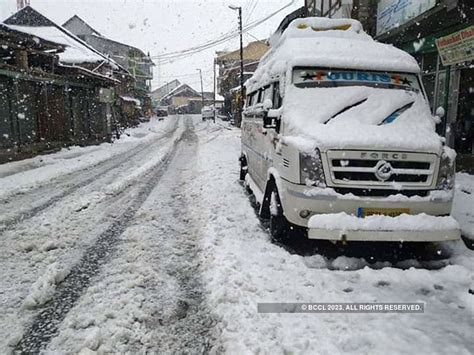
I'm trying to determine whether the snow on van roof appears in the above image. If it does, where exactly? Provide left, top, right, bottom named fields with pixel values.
left=247, top=17, right=420, bottom=92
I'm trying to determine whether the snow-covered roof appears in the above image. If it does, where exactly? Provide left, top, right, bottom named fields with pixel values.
left=160, top=83, right=199, bottom=101
left=247, top=17, right=420, bottom=92
left=3, top=7, right=121, bottom=69
left=5, top=24, right=105, bottom=64
left=120, top=96, right=141, bottom=106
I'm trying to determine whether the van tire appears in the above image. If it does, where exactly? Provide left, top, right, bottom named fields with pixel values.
left=269, top=184, right=291, bottom=242
left=239, top=155, right=247, bottom=181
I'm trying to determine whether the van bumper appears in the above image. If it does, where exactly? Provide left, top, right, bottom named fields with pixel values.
left=308, top=220, right=461, bottom=242
left=278, top=179, right=459, bottom=242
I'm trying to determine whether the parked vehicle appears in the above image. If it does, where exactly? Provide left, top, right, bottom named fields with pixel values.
left=202, top=106, right=215, bottom=121
left=240, top=17, right=460, bottom=243
left=155, top=106, right=168, bottom=120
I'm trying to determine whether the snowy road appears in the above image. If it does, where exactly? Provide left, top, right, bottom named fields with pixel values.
left=0, top=116, right=473, bottom=354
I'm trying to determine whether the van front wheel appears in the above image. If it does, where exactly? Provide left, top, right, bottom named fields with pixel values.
left=269, top=185, right=291, bottom=242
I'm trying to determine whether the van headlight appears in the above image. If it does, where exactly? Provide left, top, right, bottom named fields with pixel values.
left=436, top=150, right=455, bottom=190
left=300, top=149, right=326, bottom=187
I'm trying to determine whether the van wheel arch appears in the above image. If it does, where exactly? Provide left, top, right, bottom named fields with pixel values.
left=260, top=175, right=277, bottom=219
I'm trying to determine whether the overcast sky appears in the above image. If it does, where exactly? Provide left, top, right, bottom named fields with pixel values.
left=1, top=0, right=303, bottom=91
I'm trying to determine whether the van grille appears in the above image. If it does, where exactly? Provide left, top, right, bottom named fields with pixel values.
left=325, top=150, right=438, bottom=189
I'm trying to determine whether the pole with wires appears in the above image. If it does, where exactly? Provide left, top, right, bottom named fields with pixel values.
left=197, top=68, right=204, bottom=110
left=213, top=57, right=216, bottom=120
left=229, top=5, right=244, bottom=128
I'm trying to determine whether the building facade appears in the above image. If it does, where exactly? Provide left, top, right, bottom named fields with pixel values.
left=216, top=40, right=270, bottom=118
left=375, top=0, right=473, bottom=168
left=63, top=16, right=154, bottom=94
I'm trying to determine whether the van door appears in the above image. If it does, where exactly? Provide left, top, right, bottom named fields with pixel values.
left=254, top=85, right=274, bottom=188
left=242, top=91, right=262, bottom=189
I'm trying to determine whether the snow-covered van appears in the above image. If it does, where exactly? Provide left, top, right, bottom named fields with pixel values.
left=202, top=106, right=215, bottom=121
left=240, top=17, right=460, bottom=243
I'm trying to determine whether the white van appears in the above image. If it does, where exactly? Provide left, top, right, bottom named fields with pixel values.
left=202, top=106, right=215, bottom=121
left=240, top=17, right=460, bottom=243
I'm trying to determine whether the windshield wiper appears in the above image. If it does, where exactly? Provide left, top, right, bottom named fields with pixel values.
left=380, top=102, right=414, bottom=125
left=324, top=98, right=367, bottom=124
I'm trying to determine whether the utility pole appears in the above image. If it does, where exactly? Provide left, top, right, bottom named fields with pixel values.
left=197, top=68, right=204, bottom=110
left=229, top=5, right=244, bottom=128
left=213, top=58, right=216, bottom=114
left=17, top=0, right=30, bottom=10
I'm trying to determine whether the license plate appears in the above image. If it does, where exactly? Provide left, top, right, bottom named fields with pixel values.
left=357, top=207, right=410, bottom=218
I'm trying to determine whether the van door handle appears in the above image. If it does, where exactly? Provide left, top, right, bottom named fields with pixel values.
left=262, top=131, right=267, bottom=135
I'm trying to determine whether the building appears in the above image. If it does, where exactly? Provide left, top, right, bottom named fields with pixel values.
left=150, top=79, right=181, bottom=106
left=374, top=0, right=473, bottom=168
left=159, top=83, right=201, bottom=113
left=216, top=40, right=270, bottom=118
left=0, top=11, right=118, bottom=162
left=63, top=15, right=155, bottom=113
left=277, top=0, right=473, bottom=169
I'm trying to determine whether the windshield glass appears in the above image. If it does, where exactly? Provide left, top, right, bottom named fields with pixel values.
left=293, top=67, right=421, bottom=92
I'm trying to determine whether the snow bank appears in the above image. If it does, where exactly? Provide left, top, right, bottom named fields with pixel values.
left=0, top=118, right=176, bottom=200
left=22, top=262, right=70, bottom=310
left=452, top=173, right=474, bottom=240
left=308, top=212, right=460, bottom=231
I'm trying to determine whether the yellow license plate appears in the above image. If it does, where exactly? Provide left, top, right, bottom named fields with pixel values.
left=357, top=207, right=410, bottom=218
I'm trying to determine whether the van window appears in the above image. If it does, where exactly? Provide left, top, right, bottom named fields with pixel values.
left=273, top=82, right=282, bottom=108
left=250, top=91, right=259, bottom=106
left=256, top=89, right=263, bottom=104
left=262, top=85, right=272, bottom=101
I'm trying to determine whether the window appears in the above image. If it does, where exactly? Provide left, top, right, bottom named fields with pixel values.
left=250, top=91, right=258, bottom=106
left=262, top=85, right=272, bottom=101
left=256, top=89, right=263, bottom=104
left=272, top=82, right=282, bottom=109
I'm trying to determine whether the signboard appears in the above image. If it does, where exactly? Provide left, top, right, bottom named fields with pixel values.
left=436, top=26, right=474, bottom=66
left=293, top=68, right=421, bottom=91
left=98, top=88, right=115, bottom=103
left=376, top=0, right=436, bottom=36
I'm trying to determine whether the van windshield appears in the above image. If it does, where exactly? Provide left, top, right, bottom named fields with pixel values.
left=292, top=67, right=421, bottom=92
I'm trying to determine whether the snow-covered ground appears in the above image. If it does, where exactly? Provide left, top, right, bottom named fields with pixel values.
left=0, top=116, right=472, bottom=354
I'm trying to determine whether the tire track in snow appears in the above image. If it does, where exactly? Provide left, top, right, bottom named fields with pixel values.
left=0, top=122, right=178, bottom=233
left=145, top=121, right=216, bottom=353
left=13, top=119, right=187, bottom=354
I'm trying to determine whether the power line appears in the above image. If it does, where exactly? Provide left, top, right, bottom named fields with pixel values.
left=151, top=1, right=295, bottom=64
left=244, top=0, right=259, bottom=24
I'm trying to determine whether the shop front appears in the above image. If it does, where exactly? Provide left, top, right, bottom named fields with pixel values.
left=376, top=0, right=473, bottom=171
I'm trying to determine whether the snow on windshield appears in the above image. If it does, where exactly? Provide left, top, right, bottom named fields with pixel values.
left=282, top=85, right=442, bottom=152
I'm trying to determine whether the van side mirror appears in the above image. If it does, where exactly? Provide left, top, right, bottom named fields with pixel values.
left=263, top=108, right=280, bottom=129
left=435, top=106, right=445, bottom=118
left=263, top=98, right=273, bottom=111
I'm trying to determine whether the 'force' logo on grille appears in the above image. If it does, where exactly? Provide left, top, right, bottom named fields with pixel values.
left=360, top=152, right=408, bottom=160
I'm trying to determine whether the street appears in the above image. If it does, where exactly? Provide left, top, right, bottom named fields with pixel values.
left=0, top=116, right=472, bottom=354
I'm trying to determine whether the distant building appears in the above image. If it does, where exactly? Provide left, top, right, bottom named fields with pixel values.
left=63, top=15, right=155, bottom=94
left=150, top=79, right=181, bottom=106
left=216, top=40, right=269, bottom=117
left=159, top=84, right=219, bottom=113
